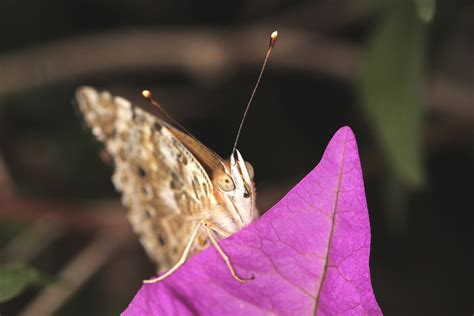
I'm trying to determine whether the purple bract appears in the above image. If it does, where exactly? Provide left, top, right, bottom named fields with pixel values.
left=123, top=126, right=382, bottom=316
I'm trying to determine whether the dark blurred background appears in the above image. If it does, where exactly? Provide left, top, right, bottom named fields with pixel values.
left=0, top=0, right=472, bottom=315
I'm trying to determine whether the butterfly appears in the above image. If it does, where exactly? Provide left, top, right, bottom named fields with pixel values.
left=76, top=31, right=277, bottom=283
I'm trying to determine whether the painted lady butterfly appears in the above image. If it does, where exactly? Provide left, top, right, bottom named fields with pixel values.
left=76, top=31, right=277, bottom=283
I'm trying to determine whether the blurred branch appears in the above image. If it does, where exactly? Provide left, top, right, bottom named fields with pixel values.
left=266, top=0, right=369, bottom=32
left=19, top=230, right=127, bottom=316
left=1, top=220, right=64, bottom=263
left=0, top=195, right=129, bottom=231
left=0, top=154, right=15, bottom=196
left=0, top=27, right=471, bottom=121
left=425, top=77, right=474, bottom=121
left=0, top=28, right=357, bottom=91
left=0, top=186, right=294, bottom=231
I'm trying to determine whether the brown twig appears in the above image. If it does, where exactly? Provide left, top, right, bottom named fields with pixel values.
left=425, top=77, right=474, bottom=122
left=265, top=0, right=369, bottom=32
left=19, top=230, right=127, bottom=316
left=0, top=27, right=472, bottom=120
left=0, top=188, right=291, bottom=231
left=1, top=220, right=64, bottom=263
left=0, top=195, right=130, bottom=231
left=0, top=154, right=15, bottom=196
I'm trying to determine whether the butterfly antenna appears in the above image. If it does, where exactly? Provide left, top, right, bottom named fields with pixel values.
left=142, top=89, right=225, bottom=165
left=142, top=89, right=194, bottom=136
left=231, top=30, right=278, bottom=157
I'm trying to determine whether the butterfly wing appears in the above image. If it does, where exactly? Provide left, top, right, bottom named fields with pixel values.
left=76, top=87, right=217, bottom=271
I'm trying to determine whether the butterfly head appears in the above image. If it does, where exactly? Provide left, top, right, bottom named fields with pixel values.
left=213, top=150, right=257, bottom=230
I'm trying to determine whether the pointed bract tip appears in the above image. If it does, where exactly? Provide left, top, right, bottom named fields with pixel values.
left=336, top=126, right=355, bottom=138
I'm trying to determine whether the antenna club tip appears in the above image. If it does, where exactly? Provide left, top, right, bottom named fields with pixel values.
left=142, top=90, right=151, bottom=98
left=269, top=30, right=278, bottom=48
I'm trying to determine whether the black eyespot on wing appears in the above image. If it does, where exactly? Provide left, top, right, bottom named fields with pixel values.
left=243, top=192, right=250, bottom=198
left=137, top=166, right=147, bottom=178
left=170, top=172, right=183, bottom=190
left=202, top=182, right=208, bottom=195
left=191, top=175, right=201, bottom=200
left=177, top=153, right=188, bottom=166
left=158, top=234, right=166, bottom=246
left=144, top=208, right=154, bottom=219
left=153, top=121, right=162, bottom=131
left=140, top=185, right=154, bottom=199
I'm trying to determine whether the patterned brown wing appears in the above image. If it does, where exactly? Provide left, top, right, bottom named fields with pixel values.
left=76, top=86, right=216, bottom=271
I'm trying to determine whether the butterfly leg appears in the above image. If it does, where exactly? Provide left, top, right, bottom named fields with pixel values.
left=143, top=221, right=202, bottom=283
left=203, top=221, right=231, bottom=238
left=203, top=221, right=254, bottom=283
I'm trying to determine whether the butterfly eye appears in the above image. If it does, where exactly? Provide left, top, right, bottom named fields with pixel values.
left=217, top=174, right=235, bottom=192
left=245, top=161, right=254, bottom=180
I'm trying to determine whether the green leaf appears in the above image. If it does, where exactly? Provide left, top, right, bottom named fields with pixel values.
left=414, top=0, right=436, bottom=23
left=0, top=263, right=42, bottom=302
left=360, top=1, right=426, bottom=188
